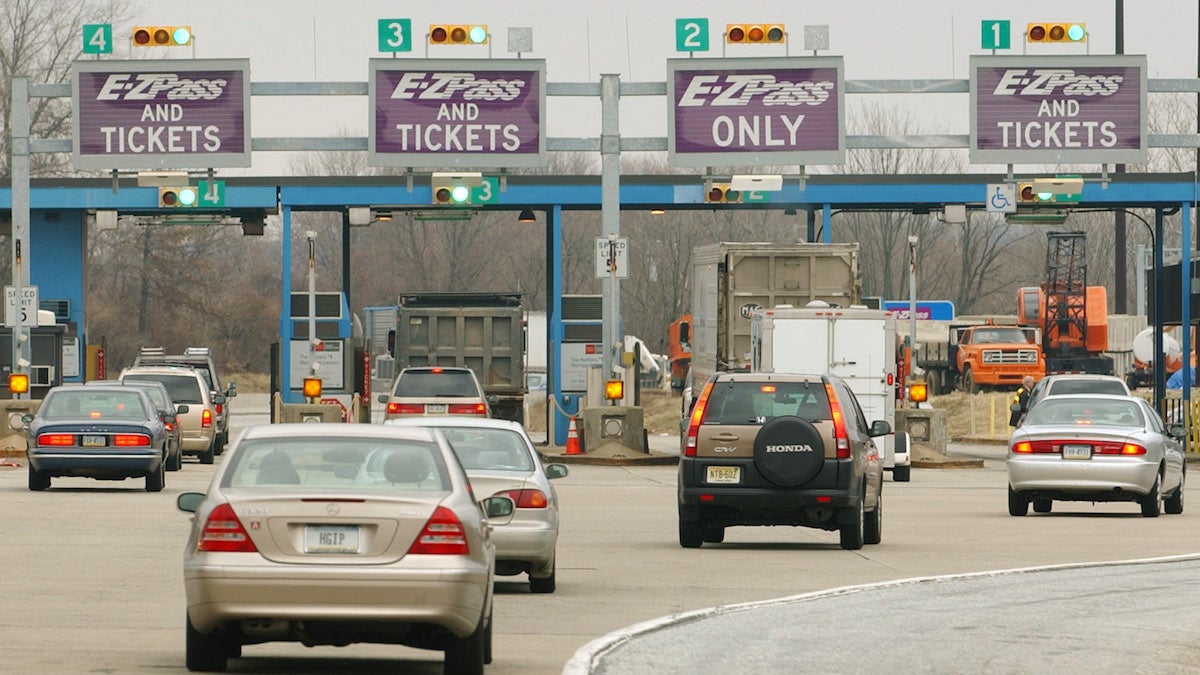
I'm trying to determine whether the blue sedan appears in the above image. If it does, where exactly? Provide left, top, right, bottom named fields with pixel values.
left=25, top=384, right=172, bottom=492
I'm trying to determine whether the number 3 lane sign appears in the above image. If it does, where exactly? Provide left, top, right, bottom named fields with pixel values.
left=378, top=18, right=413, bottom=53
left=5, top=285, right=38, bottom=327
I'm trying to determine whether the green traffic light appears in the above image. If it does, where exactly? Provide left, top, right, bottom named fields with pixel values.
left=1035, top=191, right=1054, bottom=202
left=450, top=185, right=470, bottom=203
left=172, top=27, right=191, bottom=45
left=178, top=187, right=198, bottom=206
left=1066, top=24, right=1085, bottom=42
left=469, top=26, right=487, bottom=44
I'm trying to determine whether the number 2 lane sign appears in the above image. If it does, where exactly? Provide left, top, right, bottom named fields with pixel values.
left=676, top=18, right=709, bottom=52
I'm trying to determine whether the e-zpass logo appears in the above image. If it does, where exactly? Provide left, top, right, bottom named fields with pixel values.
left=991, top=69, right=1124, bottom=97
left=678, top=73, right=834, bottom=107
left=96, top=73, right=228, bottom=101
left=389, top=72, right=526, bottom=102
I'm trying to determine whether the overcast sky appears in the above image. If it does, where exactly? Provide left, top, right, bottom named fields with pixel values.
left=121, top=0, right=1197, bottom=175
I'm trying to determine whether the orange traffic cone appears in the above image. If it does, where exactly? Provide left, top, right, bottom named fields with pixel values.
left=565, top=416, right=582, bottom=455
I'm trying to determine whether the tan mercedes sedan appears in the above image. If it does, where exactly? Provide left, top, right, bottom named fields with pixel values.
left=176, top=423, right=513, bottom=674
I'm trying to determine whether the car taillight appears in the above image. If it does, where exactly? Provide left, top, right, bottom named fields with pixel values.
left=684, top=380, right=716, bottom=458
left=215, top=403, right=224, bottom=416
left=448, top=403, right=488, bottom=415
left=198, top=503, right=257, bottom=552
left=1012, top=441, right=1033, bottom=454
left=1093, top=442, right=1146, bottom=455
left=165, top=421, right=175, bottom=432
left=202, top=409, right=212, bottom=428
left=112, top=434, right=151, bottom=447
left=824, top=382, right=851, bottom=459
left=408, top=505, right=469, bottom=555
left=388, top=402, right=425, bottom=414
left=38, top=433, right=75, bottom=446
left=497, top=488, right=548, bottom=508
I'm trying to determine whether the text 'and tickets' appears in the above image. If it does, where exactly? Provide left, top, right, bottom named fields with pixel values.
left=970, top=55, right=1148, bottom=164
left=72, top=59, right=251, bottom=170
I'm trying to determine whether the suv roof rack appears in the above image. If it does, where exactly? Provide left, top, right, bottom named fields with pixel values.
left=184, top=347, right=211, bottom=356
left=139, top=346, right=167, bottom=355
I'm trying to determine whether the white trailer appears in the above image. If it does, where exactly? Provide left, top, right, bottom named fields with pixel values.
left=751, top=305, right=911, bottom=481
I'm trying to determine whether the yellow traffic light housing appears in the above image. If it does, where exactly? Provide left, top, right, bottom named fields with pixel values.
left=8, top=373, right=28, bottom=395
left=705, top=184, right=742, bottom=204
left=604, top=379, right=624, bottom=401
left=1026, top=23, right=1086, bottom=44
left=909, top=381, right=928, bottom=403
left=726, top=24, right=785, bottom=44
left=431, top=172, right=482, bottom=205
left=428, top=24, right=488, bottom=45
left=159, top=186, right=198, bottom=208
left=302, top=377, right=322, bottom=399
left=132, top=25, right=193, bottom=47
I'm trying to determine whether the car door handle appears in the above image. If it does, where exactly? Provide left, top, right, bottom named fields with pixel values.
left=710, top=433, right=740, bottom=441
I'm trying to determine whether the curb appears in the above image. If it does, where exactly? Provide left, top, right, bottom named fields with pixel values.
left=912, top=458, right=986, bottom=469
left=536, top=448, right=679, bottom=466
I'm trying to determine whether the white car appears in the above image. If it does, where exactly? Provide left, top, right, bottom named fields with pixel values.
left=386, top=417, right=567, bottom=593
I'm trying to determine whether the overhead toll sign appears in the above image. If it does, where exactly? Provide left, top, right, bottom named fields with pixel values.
left=368, top=58, right=547, bottom=168
left=969, top=55, right=1147, bottom=165
left=71, top=59, right=251, bottom=171
left=667, top=57, right=845, bottom=167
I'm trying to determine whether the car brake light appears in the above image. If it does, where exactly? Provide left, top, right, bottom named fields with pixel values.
left=1013, top=441, right=1033, bottom=454
left=198, top=503, right=257, bottom=552
left=202, top=409, right=212, bottom=428
left=431, top=367, right=444, bottom=374
left=388, top=402, right=425, bottom=414
left=38, top=433, right=75, bottom=446
left=497, top=488, right=548, bottom=508
left=448, top=403, right=488, bottom=415
left=408, top=505, right=469, bottom=555
left=215, top=403, right=224, bottom=416
left=824, top=382, right=851, bottom=459
left=112, top=434, right=151, bottom=447
left=165, top=421, right=175, bottom=432
left=1122, top=443, right=1146, bottom=455
left=684, top=380, right=716, bottom=458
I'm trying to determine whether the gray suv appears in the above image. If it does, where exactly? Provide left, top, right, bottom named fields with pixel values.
left=678, top=372, right=889, bottom=550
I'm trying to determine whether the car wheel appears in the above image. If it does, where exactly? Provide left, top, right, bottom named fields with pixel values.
left=926, top=370, right=941, bottom=396
left=892, top=464, right=911, bottom=483
left=753, top=416, right=825, bottom=488
left=168, top=446, right=183, bottom=472
left=483, top=605, right=493, bottom=665
left=198, top=447, right=214, bottom=465
left=702, top=523, right=725, bottom=543
left=1166, top=470, right=1185, bottom=515
left=186, top=612, right=228, bottom=672
left=678, top=516, right=703, bottom=549
left=146, top=458, right=165, bottom=492
left=28, top=466, right=50, bottom=491
left=963, top=366, right=980, bottom=394
left=443, top=610, right=485, bottom=675
left=1032, top=498, right=1052, bottom=513
left=1008, top=485, right=1029, bottom=516
left=211, top=434, right=224, bottom=457
left=864, top=490, right=882, bottom=545
left=1141, top=472, right=1163, bottom=518
left=529, top=558, right=556, bottom=594
left=839, top=498, right=865, bottom=550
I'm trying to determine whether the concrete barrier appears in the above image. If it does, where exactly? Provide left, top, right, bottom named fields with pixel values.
left=0, top=399, right=41, bottom=458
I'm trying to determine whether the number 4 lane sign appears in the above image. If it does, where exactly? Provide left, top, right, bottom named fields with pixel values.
left=197, top=180, right=225, bottom=207
left=82, top=24, right=113, bottom=55
left=5, top=286, right=38, bottom=328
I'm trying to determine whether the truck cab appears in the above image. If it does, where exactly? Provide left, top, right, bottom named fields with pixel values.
left=954, top=324, right=1044, bottom=394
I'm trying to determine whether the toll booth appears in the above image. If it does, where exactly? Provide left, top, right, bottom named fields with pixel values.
left=554, top=294, right=604, bottom=445
left=274, top=292, right=367, bottom=421
left=0, top=310, right=66, bottom=399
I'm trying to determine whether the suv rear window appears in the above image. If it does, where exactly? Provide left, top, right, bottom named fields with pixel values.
left=124, top=374, right=203, bottom=404
left=1047, top=379, right=1128, bottom=396
left=703, top=381, right=830, bottom=425
left=393, top=370, right=479, bottom=397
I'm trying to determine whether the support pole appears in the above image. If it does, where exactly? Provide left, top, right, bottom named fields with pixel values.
left=11, top=77, right=31, bottom=399
left=600, top=73, right=621, bottom=380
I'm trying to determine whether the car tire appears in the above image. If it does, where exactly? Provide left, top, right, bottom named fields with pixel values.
left=702, top=523, right=725, bottom=543
left=839, top=498, right=865, bottom=550
left=198, top=447, right=215, bottom=465
left=146, top=459, right=165, bottom=492
left=1166, top=470, right=1185, bottom=515
left=1008, top=485, right=1029, bottom=516
left=892, top=464, right=911, bottom=483
left=211, top=434, right=224, bottom=457
left=926, top=370, right=941, bottom=396
left=1032, top=498, right=1052, bottom=513
left=28, top=466, right=49, bottom=491
left=678, top=516, right=703, bottom=549
left=753, top=416, right=825, bottom=488
left=483, top=605, right=493, bottom=665
left=1141, top=472, right=1163, bottom=518
left=443, top=609, right=485, bottom=675
left=168, top=447, right=183, bottom=472
left=864, top=490, right=882, bottom=545
left=186, top=612, right=228, bottom=672
left=963, top=366, right=980, bottom=394
left=529, top=558, right=556, bottom=594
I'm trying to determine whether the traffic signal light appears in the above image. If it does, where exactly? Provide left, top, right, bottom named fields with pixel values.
left=159, top=186, right=198, bottom=208
left=428, top=24, right=488, bottom=45
left=431, top=173, right=482, bottom=205
left=726, top=24, right=785, bottom=44
left=132, top=25, right=193, bottom=47
left=8, top=373, right=28, bottom=395
left=1016, top=182, right=1049, bottom=205
left=705, top=184, right=742, bottom=204
left=1026, top=23, right=1086, bottom=43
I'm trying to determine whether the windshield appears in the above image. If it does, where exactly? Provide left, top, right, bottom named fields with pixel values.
left=42, top=390, right=150, bottom=421
left=437, top=426, right=535, bottom=471
left=1048, top=379, right=1128, bottom=396
left=123, top=374, right=203, bottom=404
left=1022, top=398, right=1143, bottom=428
left=974, top=328, right=1028, bottom=344
left=394, top=370, right=480, bottom=398
left=703, top=381, right=830, bottom=425
left=223, top=438, right=451, bottom=490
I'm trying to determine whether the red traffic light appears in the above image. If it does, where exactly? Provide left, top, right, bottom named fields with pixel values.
left=1028, top=25, right=1046, bottom=41
left=728, top=26, right=745, bottom=42
left=706, top=185, right=742, bottom=204
left=133, top=28, right=150, bottom=45
left=726, top=23, right=785, bottom=44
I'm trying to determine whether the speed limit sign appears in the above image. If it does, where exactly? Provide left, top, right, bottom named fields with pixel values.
left=4, top=285, right=38, bottom=327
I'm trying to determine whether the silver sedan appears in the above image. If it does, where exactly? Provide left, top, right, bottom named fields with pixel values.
left=1007, top=394, right=1185, bottom=517
left=176, top=423, right=513, bottom=674
left=386, top=417, right=567, bottom=593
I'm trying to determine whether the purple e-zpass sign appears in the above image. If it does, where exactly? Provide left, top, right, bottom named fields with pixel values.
left=369, top=59, right=546, bottom=168
left=667, top=57, right=845, bottom=167
left=970, top=55, right=1147, bottom=165
left=72, top=59, right=250, bottom=170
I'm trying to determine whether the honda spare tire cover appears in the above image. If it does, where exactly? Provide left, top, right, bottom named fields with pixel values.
left=753, top=416, right=826, bottom=487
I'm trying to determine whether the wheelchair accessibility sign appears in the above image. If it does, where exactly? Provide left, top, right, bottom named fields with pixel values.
left=986, top=183, right=1017, bottom=213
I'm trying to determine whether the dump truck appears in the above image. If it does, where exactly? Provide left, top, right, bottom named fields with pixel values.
left=388, top=292, right=527, bottom=424
left=915, top=320, right=1045, bottom=395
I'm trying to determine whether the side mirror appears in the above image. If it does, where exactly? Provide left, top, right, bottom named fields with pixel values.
left=482, top=495, right=515, bottom=519
left=545, top=463, right=569, bottom=480
left=176, top=492, right=205, bottom=513
left=212, top=393, right=226, bottom=405
left=176, top=404, right=190, bottom=414
left=1010, top=403, right=1023, bottom=413
left=486, top=394, right=500, bottom=405
left=377, top=394, right=389, bottom=404
left=162, top=412, right=177, bottom=424
left=869, top=420, right=892, bottom=437
left=226, top=383, right=238, bottom=398
left=1169, top=423, right=1187, bottom=439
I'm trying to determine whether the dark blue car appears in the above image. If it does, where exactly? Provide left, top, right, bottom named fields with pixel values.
left=25, top=384, right=172, bottom=492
